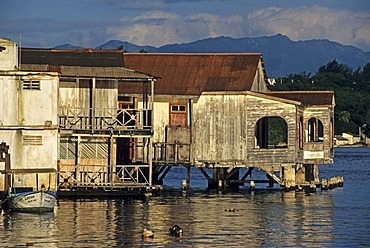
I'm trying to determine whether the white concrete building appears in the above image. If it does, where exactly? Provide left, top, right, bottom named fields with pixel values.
left=0, top=38, right=59, bottom=189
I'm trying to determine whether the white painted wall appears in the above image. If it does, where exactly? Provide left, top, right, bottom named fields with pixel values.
left=19, top=75, right=59, bottom=126
left=0, top=39, right=59, bottom=189
left=0, top=76, right=19, bottom=126
left=0, top=38, right=18, bottom=71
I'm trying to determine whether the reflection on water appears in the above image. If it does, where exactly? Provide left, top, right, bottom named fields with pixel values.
left=1, top=147, right=369, bottom=247
left=1, top=211, right=56, bottom=247
left=1, top=191, right=336, bottom=247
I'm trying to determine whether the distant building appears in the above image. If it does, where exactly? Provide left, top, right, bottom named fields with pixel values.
left=334, top=135, right=349, bottom=146
left=342, top=133, right=361, bottom=145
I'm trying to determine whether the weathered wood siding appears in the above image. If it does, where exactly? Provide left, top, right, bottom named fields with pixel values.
left=94, top=80, right=117, bottom=109
left=59, top=79, right=117, bottom=110
left=166, top=126, right=191, bottom=161
left=303, top=107, right=334, bottom=164
left=250, top=60, right=268, bottom=92
left=151, top=102, right=169, bottom=142
left=246, top=95, right=298, bottom=166
left=193, top=94, right=248, bottom=163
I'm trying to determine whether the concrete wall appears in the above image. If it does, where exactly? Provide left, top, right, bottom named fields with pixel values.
left=0, top=38, right=18, bottom=71
left=0, top=41, right=59, bottom=189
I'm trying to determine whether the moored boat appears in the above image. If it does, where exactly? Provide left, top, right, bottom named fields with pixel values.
left=1, top=168, right=57, bottom=212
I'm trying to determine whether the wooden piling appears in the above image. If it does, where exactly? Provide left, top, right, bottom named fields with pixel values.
left=249, top=180, right=255, bottom=192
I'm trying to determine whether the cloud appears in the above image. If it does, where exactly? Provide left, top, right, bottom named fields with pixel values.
left=85, top=0, right=166, bottom=10
left=0, top=17, right=116, bottom=48
left=246, top=6, right=370, bottom=50
left=107, top=11, right=245, bottom=46
left=105, top=5, right=370, bottom=51
left=2, top=3, right=369, bottom=51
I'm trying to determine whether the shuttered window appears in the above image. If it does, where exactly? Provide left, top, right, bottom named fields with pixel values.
left=23, top=80, right=40, bottom=90
left=23, top=136, right=43, bottom=145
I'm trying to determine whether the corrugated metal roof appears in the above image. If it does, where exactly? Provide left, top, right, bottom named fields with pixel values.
left=21, top=64, right=156, bottom=80
left=263, top=91, right=335, bottom=106
left=21, top=48, right=124, bottom=67
left=122, top=53, right=263, bottom=95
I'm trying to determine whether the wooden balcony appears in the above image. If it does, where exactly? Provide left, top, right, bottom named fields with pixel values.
left=152, top=142, right=191, bottom=165
left=58, top=107, right=152, bottom=135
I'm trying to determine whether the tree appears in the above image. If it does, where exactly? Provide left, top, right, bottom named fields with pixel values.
left=269, top=60, right=370, bottom=135
left=339, top=111, right=351, bottom=124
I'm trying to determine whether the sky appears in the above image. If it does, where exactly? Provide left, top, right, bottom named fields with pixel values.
left=1, top=0, right=370, bottom=51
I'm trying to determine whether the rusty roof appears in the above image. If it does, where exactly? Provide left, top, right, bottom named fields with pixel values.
left=122, top=53, right=264, bottom=95
left=21, top=48, right=124, bottom=67
left=263, top=91, right=335, bottom=106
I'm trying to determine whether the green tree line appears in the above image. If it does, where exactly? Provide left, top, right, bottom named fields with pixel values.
left=269, top=60, right=370, bottom=136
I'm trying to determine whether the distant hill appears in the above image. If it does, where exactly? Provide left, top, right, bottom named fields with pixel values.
left=96, top=40, right=156, bottom=52
left=53, top=43, right=84, bottom=49
left=54, top=34, right=370, bottom=78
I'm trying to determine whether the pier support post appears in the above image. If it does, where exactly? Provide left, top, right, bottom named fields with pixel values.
left=249, top=180, right=255, bottom=192
left=206, top=167, right=242, bottom=190
left=295, top=165, right=306, bottom=187
left=266, top=173, right=275, bottom=187
left=282, top=165, right=296, bottom=190
left=186, top=166, right=191, bottom=191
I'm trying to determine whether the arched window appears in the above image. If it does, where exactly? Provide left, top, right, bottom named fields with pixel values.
left=299, top=116, right=304, bottom=149
left=255, top=117, right=288, bottom=149
left=308, top=117, right=324, bottom=142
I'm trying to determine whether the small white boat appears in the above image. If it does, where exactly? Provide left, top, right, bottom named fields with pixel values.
left=7, top=190, right=56, bottom=212
left=1, top=168, right=57, bottom=212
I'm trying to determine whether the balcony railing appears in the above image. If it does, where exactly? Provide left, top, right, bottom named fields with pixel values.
left=59, top=107, right=152, bottom=131
left=153, top=142, right=191, bottom=164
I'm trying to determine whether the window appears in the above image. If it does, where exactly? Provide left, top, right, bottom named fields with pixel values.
left=255, top=117, right=288, bottom=149
left=171, top=105, right=186, bottom=112
left=308, top=117, right=324, bottom=142
left=23, top=135, right=42, bottom=145
left=299, top=116, right=304, bottom=149
left=170, top=103, right=187, bottom=126
left=118, top=98, right=137, bottom=127
left=23, top=80, right=40, bottom=90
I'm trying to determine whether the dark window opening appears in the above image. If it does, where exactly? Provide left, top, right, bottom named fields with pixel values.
left=299, top=116, right=304, bottom=149
left=255, top=117, right=288, bottom=149
left=171, top=105, right=186, bottom=112
left=308, top=117, right=324, bottom=142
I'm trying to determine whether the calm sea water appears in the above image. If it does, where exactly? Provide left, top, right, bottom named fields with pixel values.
left=1, top=147, right=370, bottom=247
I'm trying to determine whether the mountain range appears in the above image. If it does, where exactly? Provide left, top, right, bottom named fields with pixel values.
left=55, top=34, right=370, bottom=78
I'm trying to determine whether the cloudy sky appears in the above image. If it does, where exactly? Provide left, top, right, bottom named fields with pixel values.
left=1, top=0, right=369, bottom=51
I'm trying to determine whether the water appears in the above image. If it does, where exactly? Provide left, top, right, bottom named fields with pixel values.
left=1, top=147, right=370, bottom=247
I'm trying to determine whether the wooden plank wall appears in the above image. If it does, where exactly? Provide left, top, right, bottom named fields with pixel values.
left=245, top=95, right=298, bottom=166
left=303, top=107, right=334, bottom=164
left=193, top=94, right=248, bottom=164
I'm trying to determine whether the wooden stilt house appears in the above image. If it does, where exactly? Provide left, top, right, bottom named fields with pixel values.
left=21, top=49, right=159, bottom=195
left=122, top=53, right=335, bottom=189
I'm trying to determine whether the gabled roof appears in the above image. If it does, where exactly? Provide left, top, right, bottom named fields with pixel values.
left=21, top=48, right=124, bottom=67
left=122, top=53, right=264, bottom=95
left=262, top=91, right=335, bottom=107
